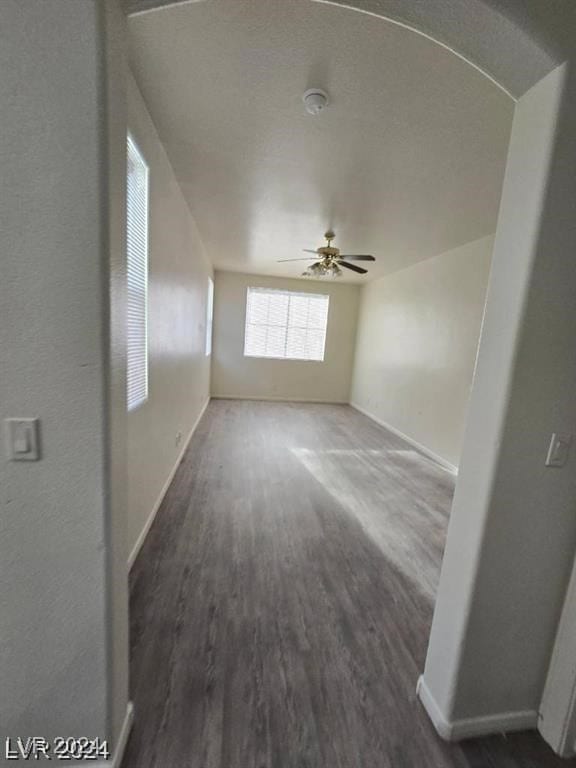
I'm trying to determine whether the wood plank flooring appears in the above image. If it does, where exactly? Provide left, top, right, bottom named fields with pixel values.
left=122, top=400, right=575, bottom=768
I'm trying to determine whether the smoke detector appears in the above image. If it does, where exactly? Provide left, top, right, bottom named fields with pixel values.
left=302, top=88, right=329, bottom=115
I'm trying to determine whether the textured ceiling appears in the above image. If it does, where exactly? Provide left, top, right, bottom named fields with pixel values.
left=124, top=0, right=571, bottom=97
left=128, top=0, right=515, bottom=282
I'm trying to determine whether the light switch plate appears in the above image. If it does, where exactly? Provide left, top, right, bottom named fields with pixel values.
left=5, top=418, right=41, bottom=461
left=545, top=432, right=571, bottom=468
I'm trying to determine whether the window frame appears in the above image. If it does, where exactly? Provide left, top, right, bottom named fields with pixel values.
left=243, top=286, right=330, bottom=363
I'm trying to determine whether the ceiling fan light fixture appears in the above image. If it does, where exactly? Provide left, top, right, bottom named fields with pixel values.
left=302, top=263, right=321, bottom=277
left=331, top=263, right=342, bottom=277
left=302, top=261, right=342, bottom=278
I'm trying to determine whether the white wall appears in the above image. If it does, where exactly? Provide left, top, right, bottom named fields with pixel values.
left=127, top=73, right=212, bottom=563
left=422, top=62, right=576, bottom=738
left=351, top=236, right=493, bottom=469
left=212, top=271, right=360, bottom=403
left=0, top=0, right=128, bottom=754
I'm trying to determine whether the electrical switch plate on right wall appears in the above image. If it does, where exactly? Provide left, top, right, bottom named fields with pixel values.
left=545, top=433, right=572, bottom=468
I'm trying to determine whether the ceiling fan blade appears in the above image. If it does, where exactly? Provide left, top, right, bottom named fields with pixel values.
left=337, top=254, right=375, bottom=261
left=338, top=260, right=368, bottom=274
left=277, top=257, right=317, bottom=262
left=302, top=249, right=319, bottom=254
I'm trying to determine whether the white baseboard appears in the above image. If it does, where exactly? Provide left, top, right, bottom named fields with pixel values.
left=417, top=676, right=537, bottom=740
left=128, top=397, right=210, bottom=570
left=212, top=394, right=348, bottom=404
left=66, top=702, right=134, bottom=768
left=416, top=676, right=453, bottom=739
left=110, top=701, right=134, bottom=768
left=350, top=402, right=458, bottom=475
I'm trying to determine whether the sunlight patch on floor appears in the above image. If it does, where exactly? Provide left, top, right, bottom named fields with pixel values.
left=319, top=447, right=447, bottom=473
left=291, top=446, right=446, bottom=602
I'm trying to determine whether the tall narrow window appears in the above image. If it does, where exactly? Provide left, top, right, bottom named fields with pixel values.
left=206, top=277, right=214, bottom=356
left=244, top=287, right=329, bottom=361
left=126, top=135, right=149, bottom=411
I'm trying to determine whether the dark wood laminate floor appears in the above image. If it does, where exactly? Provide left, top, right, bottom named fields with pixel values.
left=122, top=400, right=575, bottom=768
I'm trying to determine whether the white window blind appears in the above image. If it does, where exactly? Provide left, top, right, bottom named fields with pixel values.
left=244, top=287, right=329, bottom=361
left=126, top=135, right=149, bottom=411
left=206, top=277, right=214, bottom=356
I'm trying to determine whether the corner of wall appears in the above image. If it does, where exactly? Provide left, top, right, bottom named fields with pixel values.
left=417, top=676, right=538, bottom=741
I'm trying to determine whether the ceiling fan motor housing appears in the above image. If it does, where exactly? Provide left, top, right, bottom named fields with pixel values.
left=318, top=246, right=339, bottom=258
left=318, top=230, right=338, bottom=257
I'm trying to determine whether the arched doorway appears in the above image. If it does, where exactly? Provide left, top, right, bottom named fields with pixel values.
left=124, top=0, right=576, bottom=755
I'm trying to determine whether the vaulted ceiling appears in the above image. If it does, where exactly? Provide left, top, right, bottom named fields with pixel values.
left=128, top=0, right=514, bottom=282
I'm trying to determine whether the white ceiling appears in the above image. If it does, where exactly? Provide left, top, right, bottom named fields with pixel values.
left=128, top=0, right=514, bottom=283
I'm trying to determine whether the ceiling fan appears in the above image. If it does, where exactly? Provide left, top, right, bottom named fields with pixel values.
left=278, top=231, right=375, bottom=277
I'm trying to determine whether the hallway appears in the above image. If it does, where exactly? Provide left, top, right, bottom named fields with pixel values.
left=122, top=401, right=573, bottom=768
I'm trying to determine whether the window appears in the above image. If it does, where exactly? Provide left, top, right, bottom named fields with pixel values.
left=126, top=135, right=149, bottom=411
left=244, top=287, right=329, bottom=361
left=206, top=277, right=214, bottom=356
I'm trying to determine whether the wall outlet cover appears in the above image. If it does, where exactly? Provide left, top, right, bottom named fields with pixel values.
left=545, top=432, right=572, bottom=468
